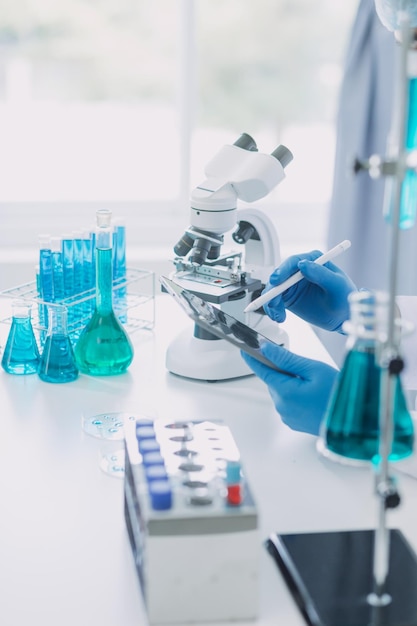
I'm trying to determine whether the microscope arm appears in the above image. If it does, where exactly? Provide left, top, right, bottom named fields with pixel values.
left=235, top=207, right=281, bottom=284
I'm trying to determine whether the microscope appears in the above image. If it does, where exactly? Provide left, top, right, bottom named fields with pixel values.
left=165, top=133, right=293, bottom=381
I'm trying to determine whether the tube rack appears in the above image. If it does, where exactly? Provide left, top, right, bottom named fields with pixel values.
left=0, top=267, right=155, bottom=342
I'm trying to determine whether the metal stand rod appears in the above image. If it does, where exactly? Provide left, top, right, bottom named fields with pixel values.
left=368, top=15, right=412, bottom=606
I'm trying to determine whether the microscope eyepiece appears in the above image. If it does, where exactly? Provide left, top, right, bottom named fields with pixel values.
left=233, top=133, right=258, bottom=152
left=271, top=144, right=293, bottom=169
left=232, top=221, right=258, bottom=245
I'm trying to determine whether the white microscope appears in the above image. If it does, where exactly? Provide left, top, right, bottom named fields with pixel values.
left=166, top=133, right=293, bottom=381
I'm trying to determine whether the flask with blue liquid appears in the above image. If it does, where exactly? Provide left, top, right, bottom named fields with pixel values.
left=318, top=290, right=414, bottom=464
left=38, top=305, right=79, bottom=383
left=1, top=300, right=40, bottom=375
left=74, top=209, right=134, bottom=376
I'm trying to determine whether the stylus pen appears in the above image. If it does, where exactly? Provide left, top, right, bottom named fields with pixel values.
left=244, top=239, right=351, bottom=313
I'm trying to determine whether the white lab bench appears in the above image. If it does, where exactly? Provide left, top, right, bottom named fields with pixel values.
left=1, top=292, right=417, bottom=626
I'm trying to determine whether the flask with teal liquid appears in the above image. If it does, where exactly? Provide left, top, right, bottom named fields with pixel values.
left=318, top=290, right=414, bottom=464
left=38, top=305, right=79, bottom=383
left=74, top=209, right=134, bottom=375
left=1, top=300, right=40, bottom=375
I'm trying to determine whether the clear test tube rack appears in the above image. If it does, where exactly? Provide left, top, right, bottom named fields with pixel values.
left=0, top=267, right=155, bottom=344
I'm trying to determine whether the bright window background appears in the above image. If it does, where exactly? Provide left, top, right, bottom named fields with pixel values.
left=0, top=0, right=357, bottom=284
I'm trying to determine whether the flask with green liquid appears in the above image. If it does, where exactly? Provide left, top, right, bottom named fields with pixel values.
left=318, top=290, right=414, bottom=464
left=74, top=209, right=133, bottom=375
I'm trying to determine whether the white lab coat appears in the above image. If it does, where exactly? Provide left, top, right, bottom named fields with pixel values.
left=326, top=0, right=417, bottom=296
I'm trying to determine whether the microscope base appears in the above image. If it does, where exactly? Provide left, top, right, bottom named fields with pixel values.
left=166, top=328, right=254, bottom=381
left=266, top=528, right=417, bottom=626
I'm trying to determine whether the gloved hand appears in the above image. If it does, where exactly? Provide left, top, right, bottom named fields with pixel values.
left=263, top=250, right=357, bottom=332
left=241, top=343, right=338, bottom=435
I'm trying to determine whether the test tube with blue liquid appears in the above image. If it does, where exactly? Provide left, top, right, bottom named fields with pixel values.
left=72, top=230, right=84, bottom=325
left=51, top=237, right=65, bottom=303
left=35, top=263, right=41, bottom=327
left=384, top=48, right=417, bottom=229
left=62, top=233, right=75, bottom=327
left=113, top=217, right=127, bottom=323
left=38, top=235, right=53, bottom=342
left=81, top=228, right=95, bottom=320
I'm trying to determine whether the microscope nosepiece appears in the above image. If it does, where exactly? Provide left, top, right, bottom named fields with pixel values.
left=174, top=232, right=194, bottom=257
left=189, top=237, right=212, bottom=266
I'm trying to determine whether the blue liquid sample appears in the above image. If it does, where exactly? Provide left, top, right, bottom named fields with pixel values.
left=73, top=232, right=84, bottom=297
left=38, top=333, right=79, bottom=383
left=75, top=247, right=133, bottom=375
left=399, top=77, right=417, bottom=229
left=72, top=231, right=84, bottom=327
left=39, top=238, right=53, bottom=340
left=385, top=77, right=417, bottom=229
left=323, top=349, right=414, bottom=462
left=38, top=305, right=78, bottom=383
left=1, top=309, right=40, bottom=375
left=39, top=243, right=53, bottom=302
left=113, top=223, right=126, bottom=280
left=51, top=244, right=65, bottom=303
left=113, top=222, right=127, bottom=323
left=82, top=231, right=95, bottom=318
left=62, top=236, right=75, bottom=298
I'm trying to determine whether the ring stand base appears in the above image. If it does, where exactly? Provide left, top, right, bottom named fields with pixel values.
left=266, top=528, right=417, bottom=626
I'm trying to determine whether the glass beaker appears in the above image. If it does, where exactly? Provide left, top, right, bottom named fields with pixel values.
left=74, top=209, right=134, bottom=376
left=1, top=300, right=40, bottom=375
left=38, top=305, right=79, bottom=383
left=318, top=290, right=414, bottom=464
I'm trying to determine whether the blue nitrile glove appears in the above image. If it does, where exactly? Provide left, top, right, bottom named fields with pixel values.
left=263, top=250, right=357, bottom=332
left=241, top=343, right=338, bottom=435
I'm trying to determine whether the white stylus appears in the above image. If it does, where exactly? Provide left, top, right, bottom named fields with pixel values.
left=244, top=239, right=351, bottom=313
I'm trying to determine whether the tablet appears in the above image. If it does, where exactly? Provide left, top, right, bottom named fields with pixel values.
left=160, top=275, right=293, bottom=375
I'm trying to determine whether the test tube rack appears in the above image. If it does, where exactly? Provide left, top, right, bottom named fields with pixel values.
left=0, top=267, right=155, bottom=342
left=124, top=417, right=259, bottom=625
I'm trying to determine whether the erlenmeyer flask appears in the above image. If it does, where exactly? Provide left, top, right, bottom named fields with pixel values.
left=38, top=305, right=79, bottom=383
left=318, top=290, right=414, bottom=464
left=74, top=209, right=134, bottom=375
left=1, top=300, right=40, bottom=375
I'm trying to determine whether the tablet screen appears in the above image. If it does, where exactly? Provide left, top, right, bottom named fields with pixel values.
left=160, top=275, right=291, bottom=374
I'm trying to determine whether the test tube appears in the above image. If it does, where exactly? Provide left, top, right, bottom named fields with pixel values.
left=62, top=234, right=74, bottom=293
left=72, top=230, right=84, bottom=326
left=113, top=217, right=127, bottom=280
left=39, top=235, right=53, bottom=303
left=82, top=229, right=95, bottom=318
left=39, top=234, right=53, bottom=341
left=51, top=237, right=64, bottom=303
left=113, top=217, right=127, bottom=323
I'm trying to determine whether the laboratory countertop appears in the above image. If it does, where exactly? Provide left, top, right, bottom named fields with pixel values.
left=1, top=293, right=417, bottom=626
